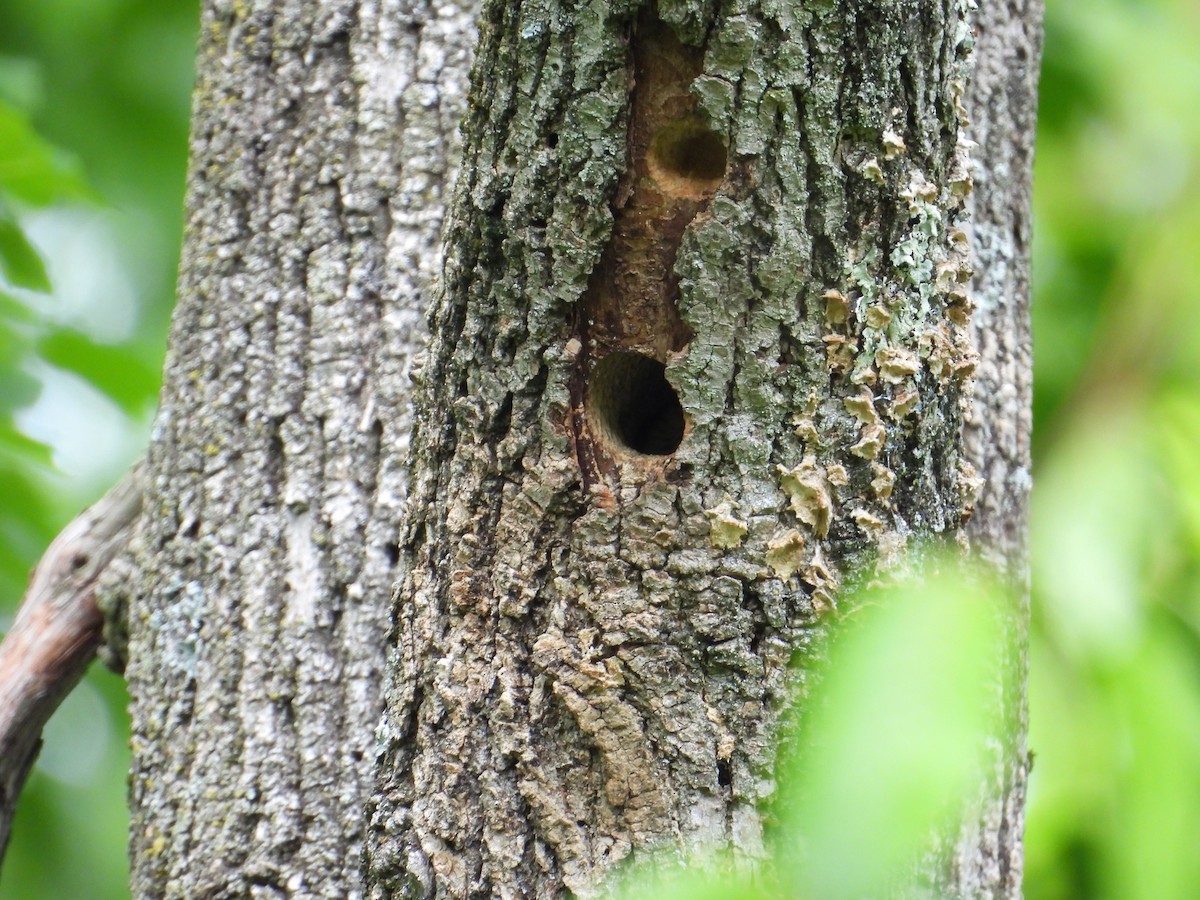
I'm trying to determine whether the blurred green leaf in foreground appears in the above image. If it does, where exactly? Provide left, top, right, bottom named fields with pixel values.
left=611, top=560, right=1015, bottom=900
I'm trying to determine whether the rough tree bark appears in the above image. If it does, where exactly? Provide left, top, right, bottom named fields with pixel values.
left=954, top=2, right=1041, bottom=892
left=106, top=0, right=1040, bottom=897
left=114, top=0, right=478, bottom=894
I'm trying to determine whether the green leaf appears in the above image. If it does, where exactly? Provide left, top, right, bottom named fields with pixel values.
left=0, top=56, right=43, bottom=111
left=0, top=365, right=41, bottom=418
left=1104, top=624, right=1200, bottom=899
left=0, top=463, right=54, bottom=598
left=775, top=563, right=1009, bottom=899
left=0, top=419, right=52, bottom=466
left=0, top=288, right=37, bottom=324
left=38, top=329, right=159, bottom=414
left=0, top=100, right=91, bottom=206
left=0, top=214, right=51, bottom=292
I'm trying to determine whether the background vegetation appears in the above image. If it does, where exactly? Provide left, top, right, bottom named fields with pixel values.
left=1, top=0, right=1197, bottom=896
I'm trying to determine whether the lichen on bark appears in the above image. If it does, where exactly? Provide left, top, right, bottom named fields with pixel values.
left=366, top=1, right=1012, bottom=897
left=116, top=0, right=1038, bottom=895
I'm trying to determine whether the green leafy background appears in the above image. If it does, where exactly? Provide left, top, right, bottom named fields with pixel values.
left=1, top=0, right=1198, bottom=896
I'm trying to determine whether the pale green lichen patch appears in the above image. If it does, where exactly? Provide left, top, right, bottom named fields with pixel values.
left=778, top=456, right=832, bottom=537
left=705, top=500, right=749, bottom=548
left=847, top=245, right=882, bottom=304
left=766, top=529, right=806, bottom=580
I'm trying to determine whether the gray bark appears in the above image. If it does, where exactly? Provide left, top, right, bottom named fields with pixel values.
left=119, top=0, right=477, bottom=895
left=119, top=0, right=1040, bottom=897
left=951, top=1, right=1043, bottom=893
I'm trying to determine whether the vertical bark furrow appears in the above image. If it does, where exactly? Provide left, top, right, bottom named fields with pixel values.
left=125, top=1, right=479, bottom=895
left=369, top=2, right=994, bottom=897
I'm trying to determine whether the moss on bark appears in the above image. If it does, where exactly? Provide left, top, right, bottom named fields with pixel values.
left=365, top=1, right=1032, bottom=896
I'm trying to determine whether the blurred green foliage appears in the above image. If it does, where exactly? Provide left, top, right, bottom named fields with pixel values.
left=3, top=0, right=1200, bottom=896
left=0, top=0, right=197, bottom=897
left=1027, top=0, right=1200, bottom=896
left=774, top=567, right=1009, bottom=899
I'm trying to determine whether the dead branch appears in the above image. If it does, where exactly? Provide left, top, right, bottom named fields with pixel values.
left=0, top=461, right=144, bottom=861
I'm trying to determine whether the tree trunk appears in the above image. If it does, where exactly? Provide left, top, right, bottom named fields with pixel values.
left=120, top=0, right=1040, bottom=897
left=952, top=3, right=1042, bottom=893
left=119, top=0, right=478, bottom=894
left=363, top=0, right=1040, bottom=896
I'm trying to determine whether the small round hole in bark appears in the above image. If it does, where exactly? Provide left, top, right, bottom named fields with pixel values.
left=648, top=118, right=727, bottom=198
left=587, top=352, right=685, bottom=456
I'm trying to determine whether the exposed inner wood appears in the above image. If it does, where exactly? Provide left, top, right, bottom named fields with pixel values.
left=571, top=14, right=726, bottom=478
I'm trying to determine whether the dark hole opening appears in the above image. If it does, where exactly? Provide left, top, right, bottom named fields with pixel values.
left=717, top=760, right=733, bottom=788
left=587, top=351, right=685, bottom=456
left=648, top=118, right=728, bottom=194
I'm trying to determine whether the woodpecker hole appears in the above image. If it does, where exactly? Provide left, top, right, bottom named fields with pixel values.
left=647, top=118, right=728, bottom=198
left=587, top=351, right=685, bottom=457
